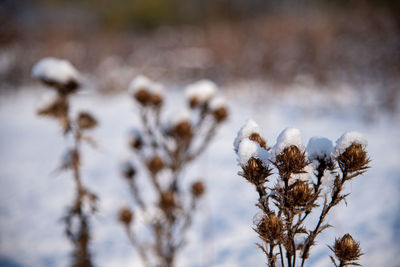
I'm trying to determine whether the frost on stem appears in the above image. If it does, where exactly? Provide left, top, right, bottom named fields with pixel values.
left=120, top=76, right=228, bottom=267
left=234, top=122, right=369, bottom=267
left=33, top=57, right=98, bottom=267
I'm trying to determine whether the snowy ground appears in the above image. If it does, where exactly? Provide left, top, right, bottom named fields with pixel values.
left=0, top=82, right=399, bottom=267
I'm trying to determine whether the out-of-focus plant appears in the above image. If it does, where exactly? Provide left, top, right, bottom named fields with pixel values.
left=32, top=57, right=98, bottom=267
left=234, top=121, right=369, bottom=267
left=118, top=76, right=228, bottom=267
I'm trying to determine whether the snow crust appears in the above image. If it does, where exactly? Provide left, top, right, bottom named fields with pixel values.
left=307, top=136, right=333, bottom=161
left=31, top=57, right=80, bottom=84
left=237, top=139, right=270, bottom=167
left=272, top=127, right=304, bottom=155
left=184, top=79, right=217, bottom=104
left=233, top=119, right=261, bottom=152
left=128, top=75, right=164, bottom=96
left=209, top=96, right=226, bottom=110
left=335, top=131, right=367, bottom=155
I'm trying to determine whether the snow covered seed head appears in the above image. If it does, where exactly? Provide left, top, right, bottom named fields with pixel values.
left=119, top=207, right=133, bottom=226
left=77, top=112, right=97, bottom=130
left=307, top=137, right=335, bottom=170
left=148, top=155, right=164, bottom=174
left=37, top=95, right=68, bottom=119
left=331, top=234, right=362, bottom=263
left=32, top=57, right=80, bottom=95
left=335, top=132, right=369, bottom=173
left=234, top=119, right=262, bottom=153
left=185, top=79, right=218, bottom=108
left=249, top=133, right=268, bottom=150
left=129, top=75, right=164, bottom=106
left=191, top=181, right=205, bottom=198
left=209, top=96, right=228, bottom=123
left=255, top=213, right=283, bottom=243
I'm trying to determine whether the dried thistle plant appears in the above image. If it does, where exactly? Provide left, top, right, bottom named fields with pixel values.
left=32, top=57, right=98, bottom=267
left=234, top=120, right=369, bottom=267
left=119, top=76, right=228, bottom=267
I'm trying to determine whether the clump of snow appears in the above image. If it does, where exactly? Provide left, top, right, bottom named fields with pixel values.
left=335, top=131, right=367, bottom=155
left=31, top=57, right=80, bottom=85
left=237, top=139, right=270, bottom=167
left=128, top=75, right=164, bottom=96
left=209, top=96, right=226, bottom=111
left=233, top=119, right=262, bottom=152
left=184, top=79, right=218, bottom=104
left=168, top=109, right=191, bottom=128
left=272, top=127, right=304, bottom=155
left=307, top=137, right=333, bottom=161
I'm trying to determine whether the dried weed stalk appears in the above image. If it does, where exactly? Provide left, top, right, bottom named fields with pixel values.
left=234, top=122, right=369, bottom=267
left=119, top=77, right=228, bottom=267
left=33, top=58, right=98, bottom=267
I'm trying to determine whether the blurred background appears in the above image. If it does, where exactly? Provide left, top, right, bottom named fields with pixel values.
left=0, top=0, right=399, bottom=266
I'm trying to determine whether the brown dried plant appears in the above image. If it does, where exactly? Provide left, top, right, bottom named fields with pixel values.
left=234, top=122, right=369, bottom=267
left=119, top=77, right=228, bottom=267
left=33, top=58, right=98, bottom=267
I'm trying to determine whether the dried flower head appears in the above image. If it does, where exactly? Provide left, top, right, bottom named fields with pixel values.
left=336, top=143, right=370, bottom=173
left=151, top=93, right=163, bottom=106
left=331, top=233, right=362, bottom=263
left=172, top=121, right=192, bottom=140
left=274, top=145, right=308, bottom=175
left=148, top=155, right=164, bottom=174
left=37, top=95, right=69, bottom=119
left=213, top=106, right=228, bottom=123
left=241, top=157, right=273, bottom=185
left=249, top=133, right=268, bottom=150
left=159, top=192, right=175, bottom=212
left=287, top=181, right=315, bottom=207
left=77, top=112, right=98, bottom=130
left=255, top=213, right=284, bottom=243
left=191, top=181, right=205, bottom=198
left=119, top=207, right=133, bottom=226
left=134, top=89, right=151, bottom=105
left=128, top=130, right=143, bottom=150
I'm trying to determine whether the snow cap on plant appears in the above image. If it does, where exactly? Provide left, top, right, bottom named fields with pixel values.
left=185, top=79, right=218, bottom=108
left=307, top=137, right=333, bottom=161
left=335, top=132, right=369, bottom=173
left=335, top=131, right=367, bottom=155
left=272, top=127, right=304, bottom=156
left=234, top=119, right=265, bottom=153
left=129, top=75, right=164, bottom=106
left=209, top=96, right=228, bottom=122
left=32, top=57, right=80, bottom=94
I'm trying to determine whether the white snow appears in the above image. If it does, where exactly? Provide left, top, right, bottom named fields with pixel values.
left=252, top=211, right=264, bottom=226
left=237, top=139, right=270, bottom=167
left=31, top=57, right=80, bottom=85
left=233, top=119, right=262, bottom=152
left=209, top=96, right=226, bottom=111
left=335, top=131, right=367, bottom=155
left=272, top=127, right=304, bottom=155
left=169, top=109, right=191, bottom=127
left=184, top=79, right=218, bottom=104
left=128, top=75, right=164, bottom=97
left=307, top=136, right=333, bottom=161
